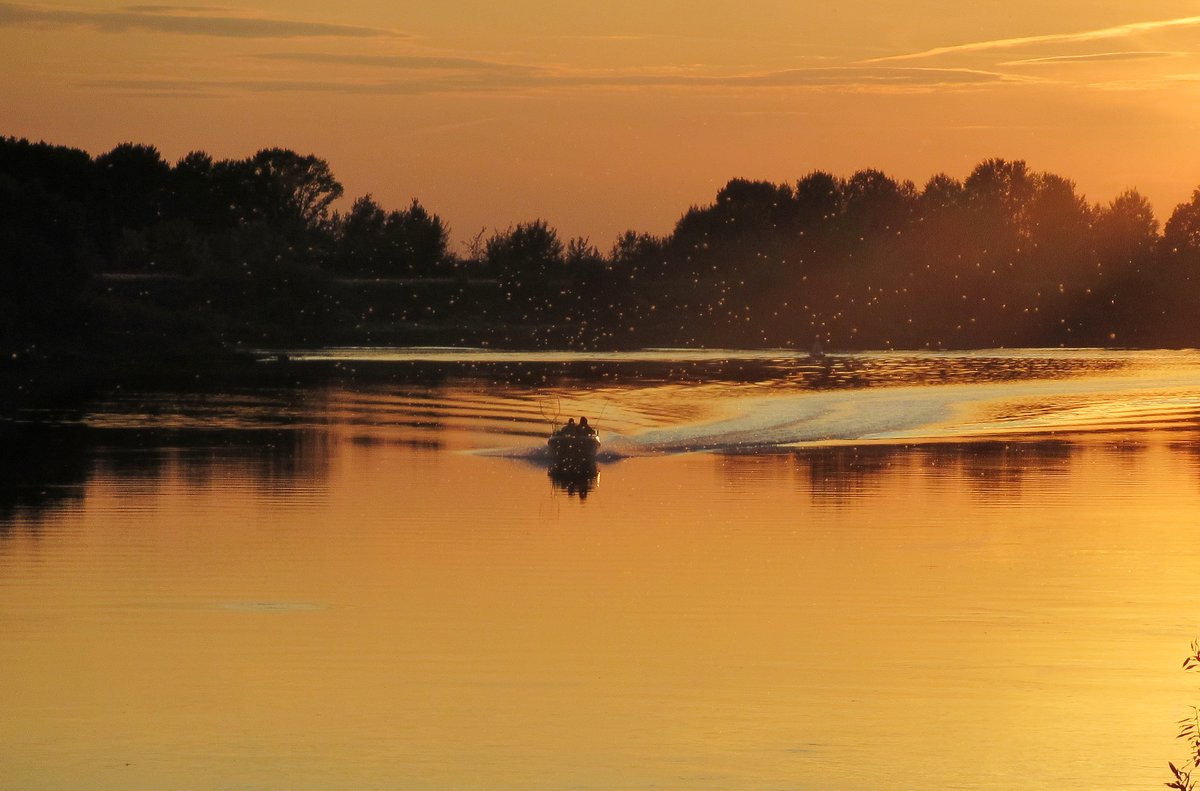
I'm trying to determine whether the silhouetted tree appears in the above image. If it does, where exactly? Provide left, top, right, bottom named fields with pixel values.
left=219, top=148, right=343, bottom=234
left=673, top=179, right=796, bottom=254
left=169, top=150, right=235, bottom=233
left=963, top=158, right=1035, bottom=260
left=916, top=174, right=971, bottom=269
left=332, top=195, right=449, bottom=276
left=1094, top=189, right=1158, bottom=264
left=920, top=173, right=964, bottom=215
left=1165, top=189, right=1200, bottom=256
left=610, top=231, right=665, bottom=279
left=788, top=170, right=845, bottom=276
left=841, top=169, right=915, bottom=238
left=565, top=236, right=603, bottom=268
left=0, top=136, right=95, bottom=204
left=336, top=194, right=389, bottom=273
left=0, top=173, right=88, bottom=354
left=8, top=133, right=1200, bottom=353
left=95, top=143, right=170, bottom=233
left=1027, top=173, right=1090, bottom=254
left=486, top=220, right=564, bottom=276
left=794, top=170, right=844, bottom=227
left=388, top=199, right=450, bottom=275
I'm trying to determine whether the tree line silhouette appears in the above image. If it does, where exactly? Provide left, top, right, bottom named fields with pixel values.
left=5, top=134, right=1200, bottom=369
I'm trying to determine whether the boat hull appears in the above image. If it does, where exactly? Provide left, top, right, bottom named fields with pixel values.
left=547, top=434, right=599, bottom=474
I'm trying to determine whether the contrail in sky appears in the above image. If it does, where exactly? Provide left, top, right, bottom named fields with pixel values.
left=863, top=15, right=1200, bottom=63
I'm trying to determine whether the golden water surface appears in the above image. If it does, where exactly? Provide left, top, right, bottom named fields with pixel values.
left=3, top=350, right=1200, bottom=790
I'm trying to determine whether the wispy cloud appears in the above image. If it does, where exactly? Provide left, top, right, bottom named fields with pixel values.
left=564, top=34, right=645, bottom=42
left=83, top=65, right=1027, bottom=98
left=119, top=4, right=239, bottom=12
left=110, top=88, right=222, bottom=98
left=0, top=2, right=402, bottom=38
left=1001, top=51, right=1185, bottom=66
left=863, top=15, right=1200, bottom=63
left=671, top=66, right=1021, bottom=88
left=256, top=52, right=542, bottom=75
left=398, top=117, right=504, bottom=140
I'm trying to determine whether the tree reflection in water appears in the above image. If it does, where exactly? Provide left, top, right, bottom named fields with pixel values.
left=0, top=425, right=332, bottom=531
left=712, top=437, right=1173, bottom=505
left=0, top=425, right=91, bottom=530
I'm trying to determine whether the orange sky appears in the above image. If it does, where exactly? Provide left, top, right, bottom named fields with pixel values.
left=5, top=1, right=1200, bottom=247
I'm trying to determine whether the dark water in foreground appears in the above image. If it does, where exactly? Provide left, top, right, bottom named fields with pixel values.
left=3, top=349, right=1200, bottom=790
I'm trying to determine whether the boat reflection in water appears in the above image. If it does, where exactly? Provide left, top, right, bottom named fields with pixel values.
left=548, top=464, right=599, bottom=499
left=547, top=428, right=601, bottom=499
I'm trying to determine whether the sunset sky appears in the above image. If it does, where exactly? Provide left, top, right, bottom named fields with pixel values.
left=5, top=1, right=1200, bottom=247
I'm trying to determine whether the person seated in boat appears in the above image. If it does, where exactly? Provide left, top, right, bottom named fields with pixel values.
left=557, top=418, right=578, bottom=436
left=578, top=416, right=595, bottom=436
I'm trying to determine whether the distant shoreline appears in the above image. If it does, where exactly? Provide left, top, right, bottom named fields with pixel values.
left=3, top=343, right=1183, bottom=418
left=6, top=135, right=1200, bottom=404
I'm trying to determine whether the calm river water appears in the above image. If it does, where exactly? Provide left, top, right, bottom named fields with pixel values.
left=4, top=348, right=1200, bottom=790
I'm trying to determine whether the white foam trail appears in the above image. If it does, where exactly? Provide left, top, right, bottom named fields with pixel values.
left=474, top=358, right=1200, bottom=461
left=618, top=370, right=1200, bottom=454
left=623, top=386, right=954, bottom=453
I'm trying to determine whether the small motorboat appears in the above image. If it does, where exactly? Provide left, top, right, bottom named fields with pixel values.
left=547, top=430, right=600, bottom=474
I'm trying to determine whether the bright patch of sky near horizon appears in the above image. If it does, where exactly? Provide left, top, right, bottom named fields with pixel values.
left=5, top=1, right=1200, bottom=248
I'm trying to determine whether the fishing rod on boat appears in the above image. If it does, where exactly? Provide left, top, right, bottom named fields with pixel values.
left=538, top=396, right=563, bottom=432
left=595, top=400, right=611, bottom=434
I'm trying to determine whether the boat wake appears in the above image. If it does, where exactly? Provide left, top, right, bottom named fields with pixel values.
left=464, top=351, right=1200, bottom=461
left=614, top=371, right=1200, bottom=455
